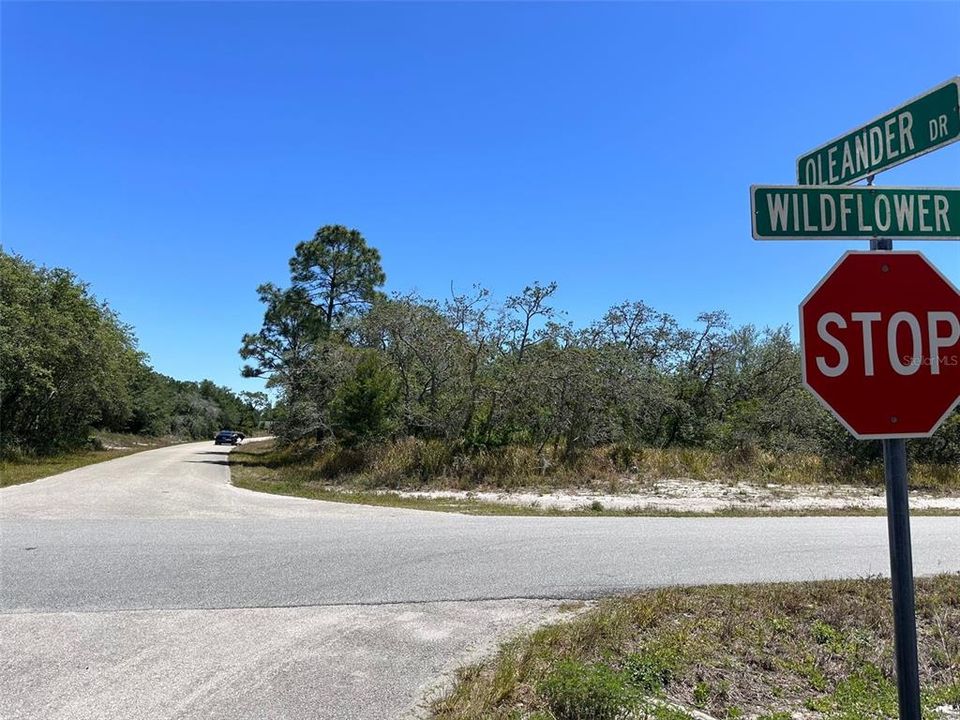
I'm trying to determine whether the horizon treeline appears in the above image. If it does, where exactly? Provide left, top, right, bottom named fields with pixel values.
left=241, top=225, right=959, bottom=472
left=1, top=250, right=265, bottom=456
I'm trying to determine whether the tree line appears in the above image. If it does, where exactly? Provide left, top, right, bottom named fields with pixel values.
left=240, top=225, right=960, bottom=471
left=1, top=250, right=265, bottom=456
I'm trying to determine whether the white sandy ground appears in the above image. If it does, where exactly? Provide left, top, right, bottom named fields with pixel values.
left=382, top=477, right=960, bottom=513
left=227, top=436, right=956, bottom=514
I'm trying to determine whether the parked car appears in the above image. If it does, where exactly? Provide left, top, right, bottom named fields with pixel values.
left=214, top=430, right=245, bottom=445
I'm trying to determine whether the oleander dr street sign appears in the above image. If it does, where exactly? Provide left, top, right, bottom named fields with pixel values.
left=800, top=251, right=960, bottom=439
left=797, top=77, right=960, bottom=186
left=751, top=186, right=960, bottom=240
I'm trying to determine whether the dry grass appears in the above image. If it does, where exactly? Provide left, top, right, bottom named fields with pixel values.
left=230, top=442, right=636, bottom=516
left=229, top=436, right=958, bottom=494
left=230, top=442, right=960, bottom=518
left=431, top=575, right=960, bottom=720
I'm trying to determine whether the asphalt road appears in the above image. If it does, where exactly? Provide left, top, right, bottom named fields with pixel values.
left=1, top=441, right=958, bottom=719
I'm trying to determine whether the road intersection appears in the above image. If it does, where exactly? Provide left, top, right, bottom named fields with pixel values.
left=2, top=441, right=958, bottom=719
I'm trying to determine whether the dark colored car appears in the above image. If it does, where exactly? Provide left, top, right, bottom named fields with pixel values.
left=214, top=430, right=245, bottom=445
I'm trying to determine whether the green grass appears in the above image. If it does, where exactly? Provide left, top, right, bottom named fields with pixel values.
left=430, top=575, right=960, bottom=719
left=0, top=433, right=180, bottom=488
left=229, top=441, right=960, bottom=518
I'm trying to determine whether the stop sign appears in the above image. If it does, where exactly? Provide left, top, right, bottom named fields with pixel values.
left=801, top=251, right=960, bottom=439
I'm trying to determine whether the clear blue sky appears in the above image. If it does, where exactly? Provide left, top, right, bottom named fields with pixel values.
left=3, top=2, right=958, bottom=396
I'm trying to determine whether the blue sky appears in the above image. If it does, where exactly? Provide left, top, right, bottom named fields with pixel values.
left=3, top=1, right=958, bottom=396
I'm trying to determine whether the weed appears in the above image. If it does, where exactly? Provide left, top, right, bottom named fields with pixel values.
left=624, top=641, right=684, bottom=693
left=816, top=663, right=899, bottom=719
left=811, top=619, right=841, bottom=646
left=430, top=576, right=960, bottom=720
left=537, top=659, right=639, bottom=720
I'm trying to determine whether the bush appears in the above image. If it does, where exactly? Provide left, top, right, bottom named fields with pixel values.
left=330, top=351, right=398, bottom=444
left=608, top=443, right=638, bottom=472
left=1, top=252, right=138, bottom=454
left=537, top=659, right=640, bottom=720
left=1, top=252, right=264, bottom=454
left=313, top=444, right=369, bottom=479
left=624, top=642, right=684, bottom=693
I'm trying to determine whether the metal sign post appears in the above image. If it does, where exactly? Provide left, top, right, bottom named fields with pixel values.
left=870, top=220, right=921, bottom=720
left=882, top=435, right=921, bottom=720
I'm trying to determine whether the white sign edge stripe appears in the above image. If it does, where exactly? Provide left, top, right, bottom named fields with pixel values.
left=753, top=183, right=960, bottom=192
left=750, top=185, right=960, bottom=240
left=798, top=250, right=960, bottom=440
left=793, top=76, right=960, bottom=186
left=750, top=185, right=761, bottom=240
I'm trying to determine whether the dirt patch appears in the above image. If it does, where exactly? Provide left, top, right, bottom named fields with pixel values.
left=386, top=478, right=960, bottom=514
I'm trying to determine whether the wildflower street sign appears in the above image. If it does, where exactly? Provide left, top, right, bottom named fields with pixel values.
left=750, top=186, right=960, bottom=240
left=797, top=77, right=960, bottom=186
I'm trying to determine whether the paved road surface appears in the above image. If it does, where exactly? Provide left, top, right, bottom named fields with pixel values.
left=2, top=441, right=958, bottom=719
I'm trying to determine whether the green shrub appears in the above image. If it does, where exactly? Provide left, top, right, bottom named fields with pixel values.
left=330, top=351, right=398, bottom=444
left=624, top=642, right=684, bottom=693
left=537, top=659, right=639, bottom=720
left=811, top=619, right=844, bottom=647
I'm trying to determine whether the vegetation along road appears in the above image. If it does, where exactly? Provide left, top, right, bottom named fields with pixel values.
left=1, top=442, right=958, bottom=719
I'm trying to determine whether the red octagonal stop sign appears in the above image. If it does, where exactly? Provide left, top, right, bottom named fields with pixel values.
left=801, top=251, right=960, bottom=439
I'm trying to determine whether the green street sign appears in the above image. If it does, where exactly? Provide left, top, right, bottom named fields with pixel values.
left=797, top=78, right=960, bottom=186
left=751, top=185, right=960, bottom=240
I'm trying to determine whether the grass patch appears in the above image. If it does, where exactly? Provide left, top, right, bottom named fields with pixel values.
left=0, top=432, right=181, bottom=488
left=431, top=575, right=960, bottom=719
left=229, top=441, right=960, bottom=518
left=228, top=435, right=959, bottom=494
